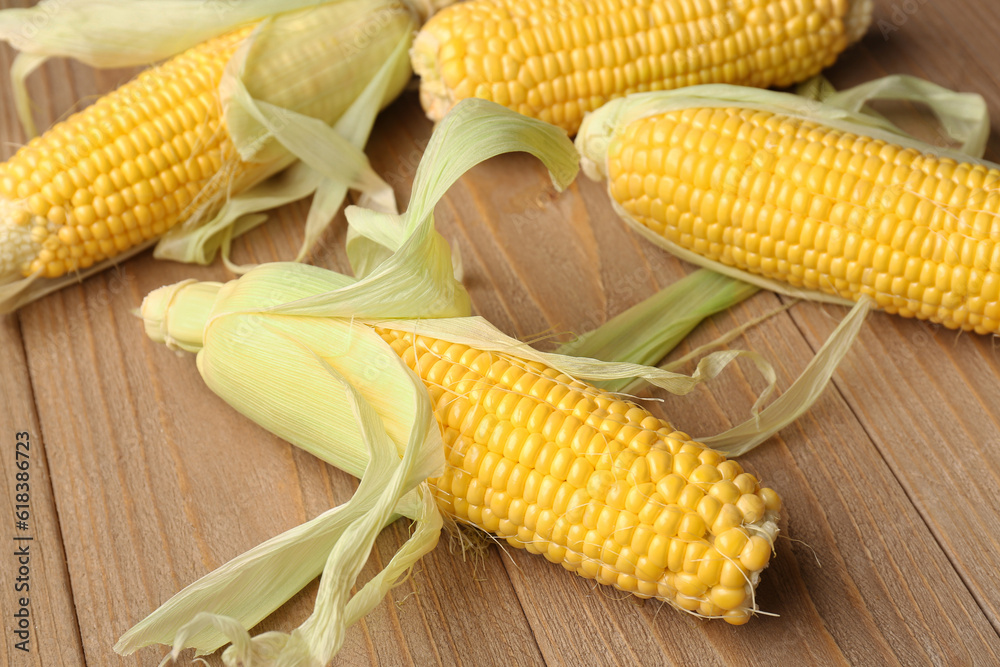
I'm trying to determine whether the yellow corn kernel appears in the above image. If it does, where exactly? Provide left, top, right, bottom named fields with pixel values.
left=708, top=480, right=742, bottom=505
left=736, top=493, right=767, bottom=523
left=710, top=585, right=748, bottom=611
left=740, top=535, right=773, bottom=571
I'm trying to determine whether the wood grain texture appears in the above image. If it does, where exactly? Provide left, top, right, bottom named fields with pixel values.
left=2, top=0, right=1000, bottom=664
left=0, top=319, right=85, bottom=666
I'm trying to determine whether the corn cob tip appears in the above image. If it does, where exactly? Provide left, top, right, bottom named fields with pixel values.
left=0, top=197, right=44, bottom=282
left=574, top=99, right=625, bottom=182
left=410, top=29, right=452, bottom=124
left=141, top=279, right=221, bottom=353
left=141, top=282, right=184, bottom=346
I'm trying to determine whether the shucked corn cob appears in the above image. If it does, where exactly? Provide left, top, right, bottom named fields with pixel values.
left=380, top=327, right=781, bottom=623
left=139, top=277, right=781, bottom=625
left=0, top=0, right=419, bottom=311
left=0, top=28, right=255, bottom=280
left=577, top=87, right=1000, bottom=334
left=412, top=0, right=873, bottom=133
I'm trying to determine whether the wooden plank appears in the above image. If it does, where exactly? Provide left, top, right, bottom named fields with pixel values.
left=0, top=317, right=86, bottom=666
left=787, top=307, right=1000, bottom=633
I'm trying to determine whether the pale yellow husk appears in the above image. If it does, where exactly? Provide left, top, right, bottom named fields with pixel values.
left=119, top=99, right=868, bottom=665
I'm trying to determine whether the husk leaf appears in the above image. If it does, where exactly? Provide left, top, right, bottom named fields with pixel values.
left=152, top=161, right=320, bottom=267
left=796, top=74, right=990, bottom=158
left=152, top=0, right=413, bottom=269
left=115, top=324, right=444, bottom=659
left=343, top=97, right=581, bottom=278
left=9, top=52, right=47, bottom=137
left=700, top=297, right=874, bottom=454
left=556, top=268, right=760, bottom=392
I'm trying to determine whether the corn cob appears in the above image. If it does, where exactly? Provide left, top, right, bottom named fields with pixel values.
left=0, top=0, right=417, bottom=309
left=0, top=27, right=254, bottom=281
left=412, top=0, right=873, bottom=133
left=578, top=94, right=1000, bottom=334
left=139, top=277, right=781, bottom=625
left=120, top=100, right=825, bottom=661
left=378, top=326, right=781, bottom=624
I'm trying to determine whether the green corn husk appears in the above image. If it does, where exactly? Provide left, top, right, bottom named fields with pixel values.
left=119, top=99, right=868, bottom=665
left=0, top=0, right=441, bottom=312
left=555, top=268, right=761, bottom=393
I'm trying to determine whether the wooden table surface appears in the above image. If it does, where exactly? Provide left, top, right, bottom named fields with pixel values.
left=3, top=0, right=1000, bottom=665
